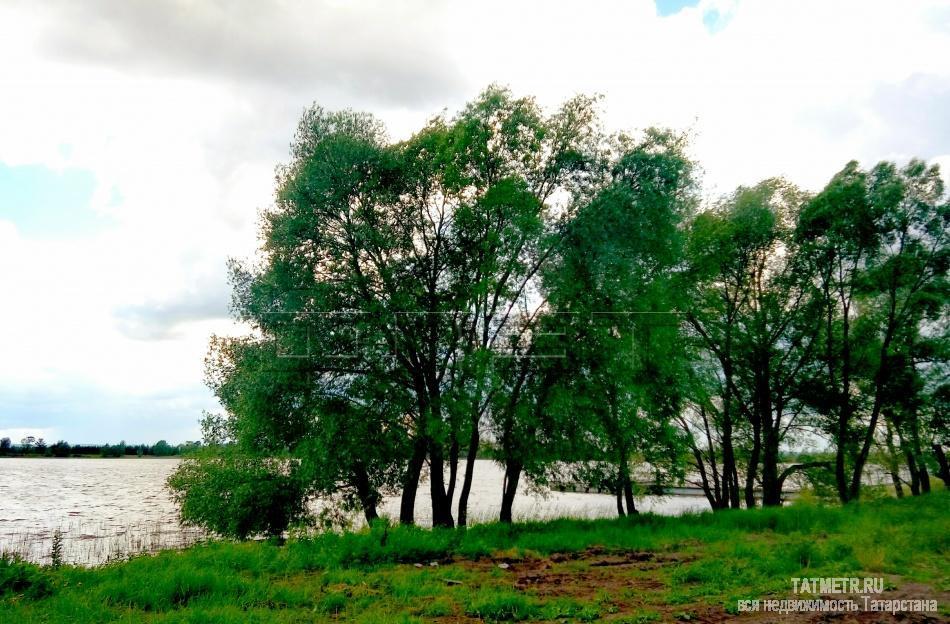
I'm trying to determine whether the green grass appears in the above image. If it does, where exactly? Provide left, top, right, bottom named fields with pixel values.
left=2, top=492, right=947, bottom=622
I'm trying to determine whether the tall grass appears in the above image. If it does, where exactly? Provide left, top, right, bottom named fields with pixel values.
left=1, top=491, right=946, bottom=623
left=2, top=519, right=207, bottom=566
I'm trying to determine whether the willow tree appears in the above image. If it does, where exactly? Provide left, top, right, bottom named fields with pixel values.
left=683, top=180, right=826, bottom=507
left=529, top=129, right=695, bottom=517
left=172, top=87, right=608, bottom=530
left=797, top=159, right=948, bottom=503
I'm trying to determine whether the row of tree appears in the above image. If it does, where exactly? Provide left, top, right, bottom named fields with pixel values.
left=168, top=87, right=948, bottom=538
left=0, top=437, right=196, bottom=457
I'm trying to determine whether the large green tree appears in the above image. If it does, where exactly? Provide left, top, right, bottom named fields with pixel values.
left=797, top=159, right=948, bottom=502
left=175, top=87, right=607, bottom=530
left=534, top=129, right=695, bottom=517
left=683, top=179, right=824, bottom=507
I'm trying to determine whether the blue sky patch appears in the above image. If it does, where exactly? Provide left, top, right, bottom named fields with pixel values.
left=0, top=163, right=109, bottom=238
left=703, top=8, right=730, bottom=33
left=655, top=0, right=700, bottom=17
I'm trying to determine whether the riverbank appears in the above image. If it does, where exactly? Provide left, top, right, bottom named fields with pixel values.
left=2, top=492, right=947, bottom=623
left=0, top=458, right=709, bottom=565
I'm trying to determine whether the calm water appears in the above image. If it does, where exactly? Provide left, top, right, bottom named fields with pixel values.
left=0, top=457, right=707, bottom=565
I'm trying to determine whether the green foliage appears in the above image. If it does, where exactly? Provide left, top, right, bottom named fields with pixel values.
left=171, top=85, right=949, bottom=534
left=99, top=442, right=125, bottom=458
left=529, top=128, right=696, bottom=512
left=194, top=85, right=623, bottom=528
left=49, top=530, right=64, bottom=569
left=167, top=451, right=310, bottom=539
left=152, top=440, right=176, bottom=456
left=796, top=158, right=949, bottom=501
left=0, top=555, right=52, bottom=601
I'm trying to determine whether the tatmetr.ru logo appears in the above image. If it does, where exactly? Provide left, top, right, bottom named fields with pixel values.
left=792, top=577, right=885, bottom=594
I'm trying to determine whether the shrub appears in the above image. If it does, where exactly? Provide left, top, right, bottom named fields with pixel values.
left=0, top=554, right=53, bottom=601
left=167, top=451, right=310, bottom=539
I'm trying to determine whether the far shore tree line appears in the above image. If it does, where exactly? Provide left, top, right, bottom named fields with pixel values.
left=167, top=87, right=948, bottom=539
left=0, top=436, right=199, bottom=458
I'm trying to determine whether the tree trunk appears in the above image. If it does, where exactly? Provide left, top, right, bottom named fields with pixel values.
left=906, top=448, right=921, bottom=496
left=745, top=414, right=762, bottom=508
left=445, top=434, right=459, bottom=508
left=883, top=418, right=904, bottom=498
left=829, top=288, right=852, bottom=504
left=932, top=444, right=950, bottom=489
left=746, top=361, right=770, bottom=509
left=849, top=303, right=899, bottom=502
left=353, top=463, right=379, bottom=523
left=428, top=441, right=455, bottom=528
left=500, top=459, right=522, bottom=523
left=896, top=425, right=922, bottom=496
left=623, top=476, right=637, bottom=515
left=399, top=437, right=427, bottom=525
left=721, top=363, right=742, bottom=509
left=695, top=404, right=725, bottom=510
left=890, top=470, right=905, bottom=498
left=689, top=443, right=720, bottom=510
left=918, top=464, right=931, bottom=494
left=909, top=419, right=931, bottom=494
left=720, top=411, right=741, bottom=508
left=456, top=421, right=480, bottom=527
left=761, top=423, right=782, bottom=506
left=834, top=429, right=850, bottom=503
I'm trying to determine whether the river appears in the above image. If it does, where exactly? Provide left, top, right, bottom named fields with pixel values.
left=0, top=457, right=708, bottom=565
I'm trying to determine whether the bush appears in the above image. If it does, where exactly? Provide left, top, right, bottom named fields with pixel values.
left=0, top=554, right=53, bottom=601
left=167, top=451, right=310, bottom=539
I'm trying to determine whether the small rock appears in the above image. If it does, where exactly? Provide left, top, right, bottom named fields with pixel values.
left=497, top=562, right=510, bottom=569
left=414, top=563, right=423, bottom=568
left=429, top=561, right=439, bottom=567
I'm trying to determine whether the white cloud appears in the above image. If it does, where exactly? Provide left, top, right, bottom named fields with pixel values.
left=0, top=0, right=947, bottom=442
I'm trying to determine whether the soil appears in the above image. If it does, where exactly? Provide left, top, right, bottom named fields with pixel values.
left=432, top=548, right=947, bottom=623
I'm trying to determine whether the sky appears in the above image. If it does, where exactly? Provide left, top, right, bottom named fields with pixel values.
left=0, top=0, right=948, bottom=444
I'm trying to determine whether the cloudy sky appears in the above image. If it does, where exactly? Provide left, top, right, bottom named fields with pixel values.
left=1, top=0, right=948, bottom=444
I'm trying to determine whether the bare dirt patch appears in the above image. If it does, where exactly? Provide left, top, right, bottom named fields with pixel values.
left=453, top=549, right=945, bottom=623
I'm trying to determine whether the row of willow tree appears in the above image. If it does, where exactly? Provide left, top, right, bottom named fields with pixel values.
left=168, top=87, right=949, bottom=538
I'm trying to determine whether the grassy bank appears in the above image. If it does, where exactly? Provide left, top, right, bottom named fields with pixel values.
left=2, top=493, right=947, bottom=623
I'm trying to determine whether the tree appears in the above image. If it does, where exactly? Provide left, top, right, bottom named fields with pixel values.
left=0, top=438, right=10, bottom=455
left=796, top=159, right=948, bottom=502
left=50, top=441, right=71, bottom=458
left=927, top=382, right=950, bottom=488
left=536, top=129, right=695, bottom=517
left=151, top=440, right=176, bottom=456
left=175, top=87, right=607, bottom=529
left=100, top=441, right=125, bottom=458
